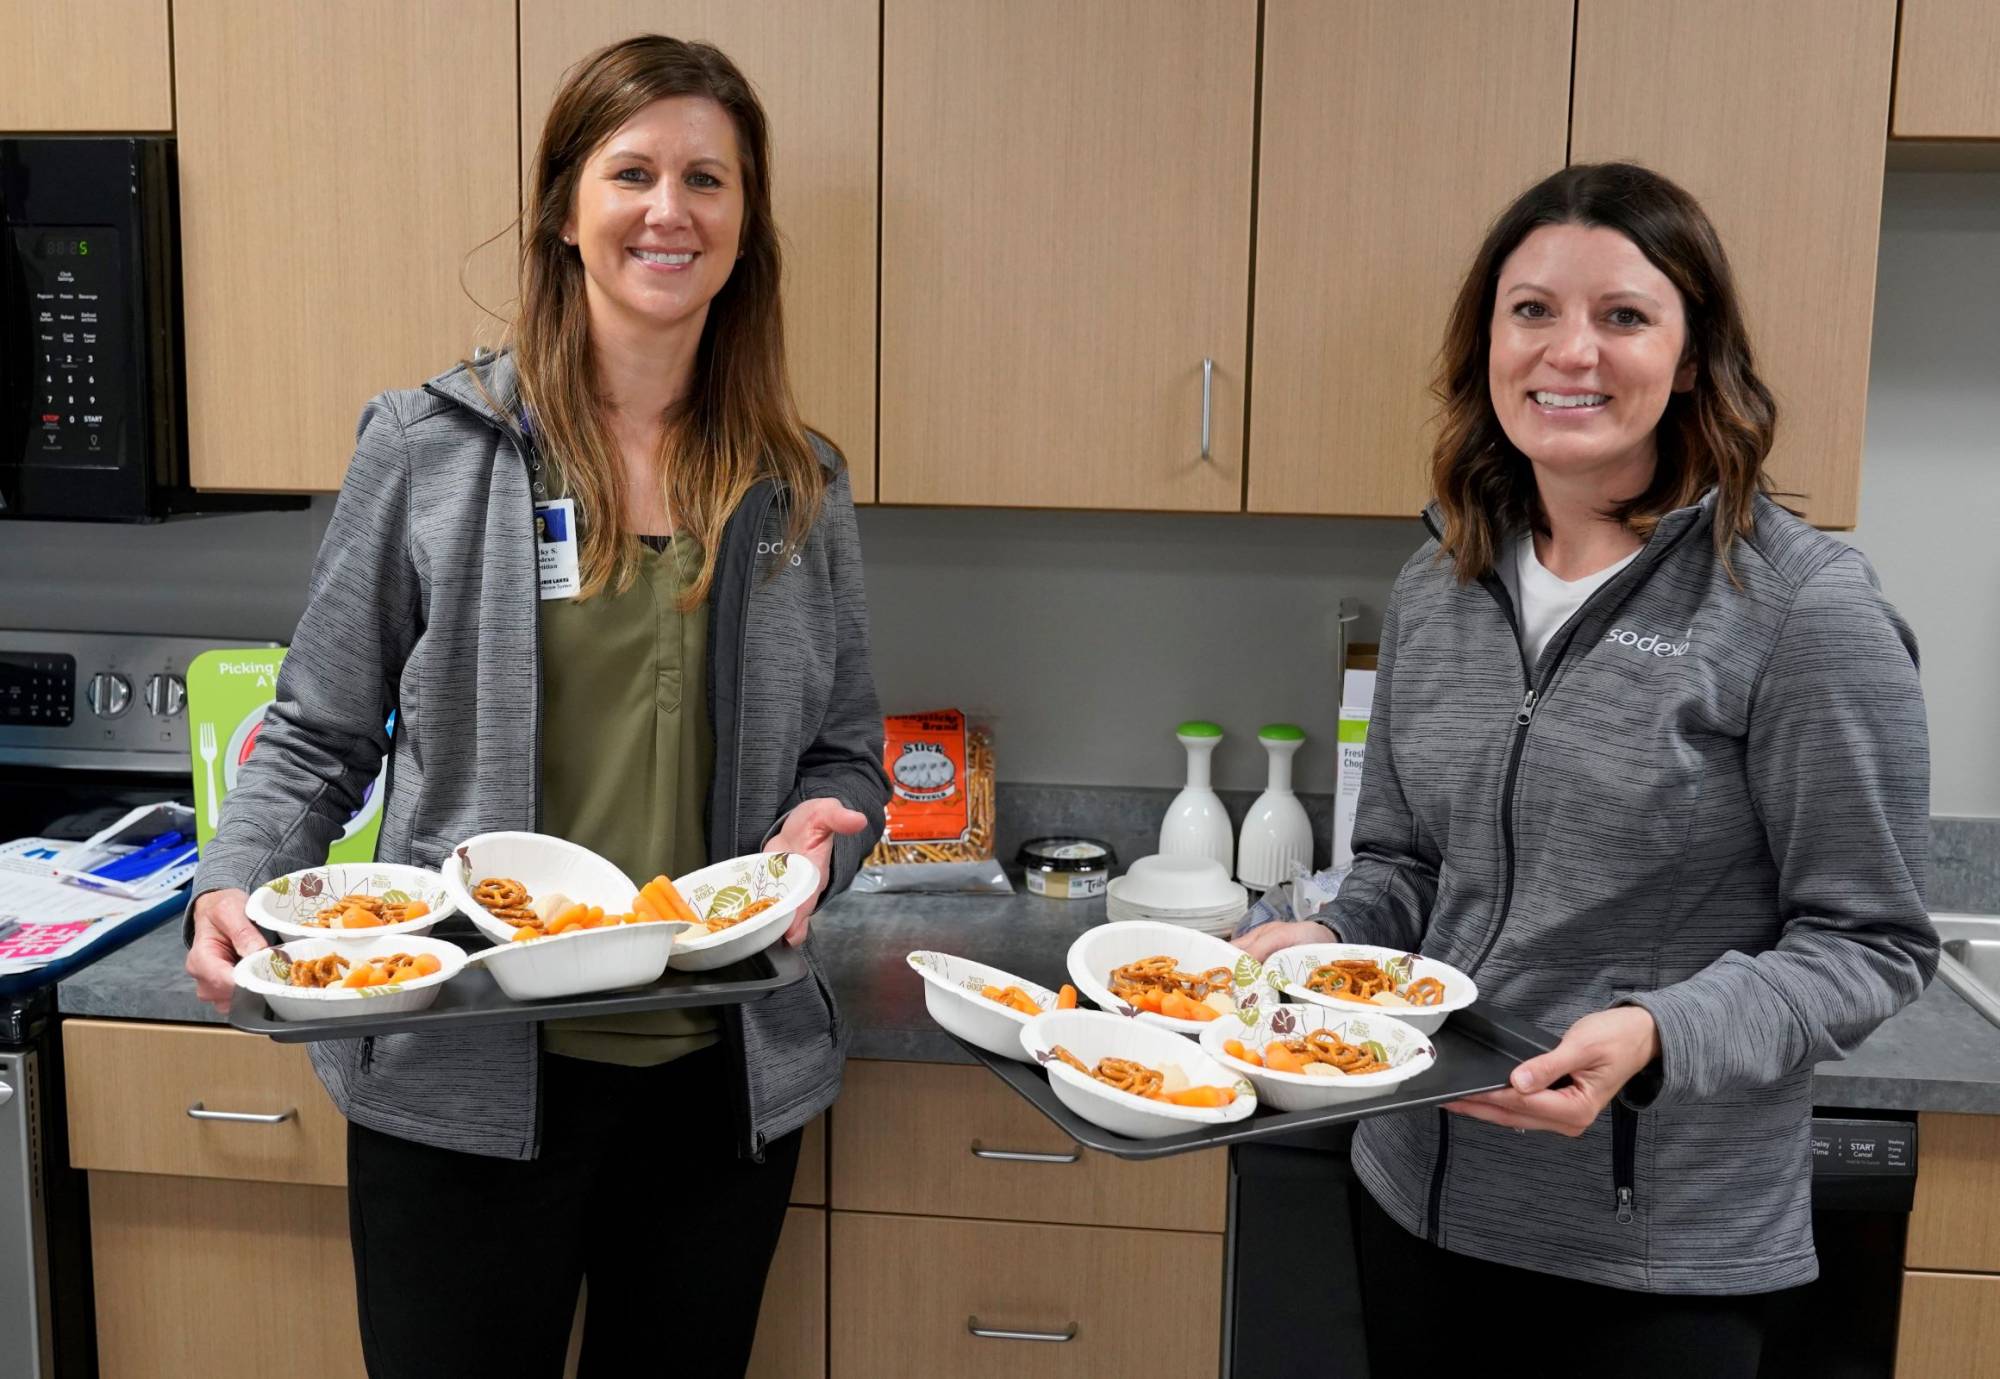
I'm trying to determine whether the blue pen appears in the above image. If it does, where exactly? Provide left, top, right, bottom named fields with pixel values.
left=91, top=831, right=191, bottom=882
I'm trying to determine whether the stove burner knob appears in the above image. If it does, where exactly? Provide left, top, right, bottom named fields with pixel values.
left=87, top=672, right=132, bottom=719
left=146, top=673, right=187, bottom=718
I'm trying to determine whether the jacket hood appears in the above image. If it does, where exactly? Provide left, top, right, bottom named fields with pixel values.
left=422, top=347, right=841, bottom=476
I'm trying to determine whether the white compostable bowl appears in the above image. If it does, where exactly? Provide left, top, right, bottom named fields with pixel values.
left=232, top=935, right=467, bottom=1023
left=1263, top=942, right=1478, bottom=1035
left=906, top=950, right=1063, bottom=1062
left=469, top=919, right=694, bottom=1002
left=1018, top=1008, right=1257, bottom=1140
left=441, top=831, right=683, bottom=998
left=1198, top=1002, right=1437, bottom=1112
left=442, top=831, right=640, bottom=943
left=665, top=852, right=820, bottom=972
left=246, top=862, right=456, bottom=943
left=1064, top=920, right=1274, bottom=1035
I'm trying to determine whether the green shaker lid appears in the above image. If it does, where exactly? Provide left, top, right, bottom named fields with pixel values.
left=1176, top=720, right=1224, bottom=738
left=1258, top=722, right=1306, bottom=742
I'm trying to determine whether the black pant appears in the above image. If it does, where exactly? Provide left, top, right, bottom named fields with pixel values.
left=1350, top=1177, right=1775, bottom=1379
left=347, top=1045, right=802, bottom=1379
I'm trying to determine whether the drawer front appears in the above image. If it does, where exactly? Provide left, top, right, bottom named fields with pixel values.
left=831, top=1211, right=1222, bottom=1379
left=831, top=1060, right=1225, bottom=1232
left=65, top=1019, right=345, bottom=1186
left=1896, top=1271, right=2000, bottom=1377
left=1907, top=1112, right=2000, bottom=1272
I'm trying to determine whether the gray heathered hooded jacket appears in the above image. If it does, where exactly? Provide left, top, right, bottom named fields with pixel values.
left=188, top=353, right=889, bottom=1160
left=1333, top=491, right=1933, bottom=1293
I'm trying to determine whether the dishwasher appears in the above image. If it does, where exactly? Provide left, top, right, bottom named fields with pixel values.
left=1226, top=1110, right=1919, bottom=1378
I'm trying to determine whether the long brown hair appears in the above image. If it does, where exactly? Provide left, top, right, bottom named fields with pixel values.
left=513, top=35, right=832, bottom=604
left=1429, top=162, right=1777, bottom=581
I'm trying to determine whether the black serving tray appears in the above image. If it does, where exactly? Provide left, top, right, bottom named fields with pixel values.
left=229, top=941, right=806, bottom=1043
left=957, top=1002, right=1562, bottom=1160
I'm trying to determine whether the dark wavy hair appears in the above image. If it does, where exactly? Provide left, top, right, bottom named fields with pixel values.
left=1429, top=162, right=1778, bottom=581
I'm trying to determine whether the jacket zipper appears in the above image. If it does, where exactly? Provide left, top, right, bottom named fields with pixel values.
left=719, top=485, right=777, bottom=1162
left=1613, top=1101, right=1637, bottom=1224
left=1424, top=1108, right=1453, bottom=1245
left=1413, top=508, right=1694, bottom=1240
left=423, top=373, right=549, bottom=1150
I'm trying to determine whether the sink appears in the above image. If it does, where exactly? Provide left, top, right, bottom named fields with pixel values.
left=1934, top=914, right=2000, bottom=1031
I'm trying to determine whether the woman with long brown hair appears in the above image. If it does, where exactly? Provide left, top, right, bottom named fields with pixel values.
left=183, top=35, right=889, bottom=1377
left=1238, top=163, right=1932, bottom=1375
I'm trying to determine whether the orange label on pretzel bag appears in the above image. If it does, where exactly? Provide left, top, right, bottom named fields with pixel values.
left=881, top=710, right=970, bottom=844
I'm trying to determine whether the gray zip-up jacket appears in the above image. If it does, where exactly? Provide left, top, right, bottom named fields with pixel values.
left=189, top=353, right=889, bottom=1161
left=1335, top=491, right=1932, bottom=1294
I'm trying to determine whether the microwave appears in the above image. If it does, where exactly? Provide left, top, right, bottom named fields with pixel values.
left=0, top=137, right=301, bottom=522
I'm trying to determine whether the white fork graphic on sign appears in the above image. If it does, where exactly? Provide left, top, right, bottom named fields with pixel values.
left=199, top=721, right=220, bottom=829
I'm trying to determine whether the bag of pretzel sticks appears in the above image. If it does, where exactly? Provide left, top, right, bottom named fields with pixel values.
left=854, top=709, right=1013, bottom=895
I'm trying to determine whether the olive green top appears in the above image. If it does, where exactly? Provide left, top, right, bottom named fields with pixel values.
left=539, top=530, right=718, bottom=1066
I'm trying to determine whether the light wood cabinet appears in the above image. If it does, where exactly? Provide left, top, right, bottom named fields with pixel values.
left=518, top=1, right=881, bottom=501
left=1906, top=1112, right=2000, bottom=1273
left=65, top=1019, right=346, bottom=1186
left=748, top=1207, right=827, bottom=1379
left=1893, top=0, right=2000, bottom=139
left=1896, top=1271, right=2000, bottom=1378
left=89, top=1171, right=366, bottom=1379
left=832, top=1060, right=1225, bottom=1231
left=173, top=0, right=518, bottom=492
left=1569, top=0, right=1896, bottom=530
left=878, top=0, right=1257, bottom=510
left=0, top=0, right=172, bottom=131
left=1247, top=0, right=1571, bottom=518
left=831, top=1211, right=1223, bottom=1379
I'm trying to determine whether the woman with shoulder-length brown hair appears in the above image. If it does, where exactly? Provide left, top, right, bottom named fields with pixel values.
left=1238, top=162, right=1932, bottom=1376
left=184, top=34, right=889, bottom=1377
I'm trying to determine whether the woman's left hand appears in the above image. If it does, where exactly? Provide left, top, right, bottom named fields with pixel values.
left=1445, top=1006, right=1660, bottom=1137
left=768, top=798, right=870, bottom=945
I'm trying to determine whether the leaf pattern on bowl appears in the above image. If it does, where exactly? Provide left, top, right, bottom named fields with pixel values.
left=299, top=873, right=325, bottom=900
left=767, top=853, right=790, bottom=880
left=1270, top=1006, right=1298, bottom=1036
left=1232, top=954, right=1260, bottom=989
left=267, top=876, right=292, bottom=896
left=708, top=885, right=752, bottom=920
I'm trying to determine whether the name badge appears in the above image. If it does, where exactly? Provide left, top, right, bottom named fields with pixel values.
left=534, top=498, right=581, bottom=600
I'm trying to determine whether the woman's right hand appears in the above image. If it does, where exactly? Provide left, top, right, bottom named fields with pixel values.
left=185, top=889, right=266, bottom=1012
left=1231, top=919, right=1338, bottom=961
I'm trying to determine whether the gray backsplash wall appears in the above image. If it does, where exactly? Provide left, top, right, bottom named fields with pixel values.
left=0, top=173, right=1994, bottom=815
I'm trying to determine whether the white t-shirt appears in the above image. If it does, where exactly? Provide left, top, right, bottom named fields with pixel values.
left=1497, top=533, right=1638, bottom=666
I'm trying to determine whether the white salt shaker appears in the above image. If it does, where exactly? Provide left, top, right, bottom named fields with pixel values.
left=1159, top=720, right=1234, bottom=875
left=1237, top=723, right=1312, bottom=890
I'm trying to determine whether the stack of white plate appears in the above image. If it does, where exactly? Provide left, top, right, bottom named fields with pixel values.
left=1104, top=854, right=1248, bottom=936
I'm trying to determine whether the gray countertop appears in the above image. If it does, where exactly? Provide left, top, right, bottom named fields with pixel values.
left=58, top=889, right=2000, bottom=1115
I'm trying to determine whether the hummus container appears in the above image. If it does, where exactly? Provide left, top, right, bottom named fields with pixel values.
left=1017, top=836, right=1115, bottom=900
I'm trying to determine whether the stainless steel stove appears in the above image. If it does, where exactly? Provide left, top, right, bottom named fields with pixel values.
left=0, top=629, right=268, bottom=1379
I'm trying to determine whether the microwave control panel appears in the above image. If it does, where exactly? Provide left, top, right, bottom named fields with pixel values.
left=16, top=226, right=124, bottom=469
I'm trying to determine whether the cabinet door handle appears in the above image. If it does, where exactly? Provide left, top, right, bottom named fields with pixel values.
left=969, top=1140, right=1080, bottom=1164
left=967, top=1316, right=1079, bottom=1343
left=1200, top=357, right=1214, bottom=460
left=186, top=1101, right=296, bottom=1125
